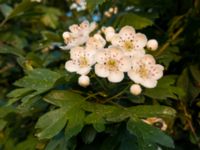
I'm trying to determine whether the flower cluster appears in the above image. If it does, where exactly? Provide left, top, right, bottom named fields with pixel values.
left=104, top=6, right=118, bottom=18
left=70, top=0, right=87, bottom=12
left=62, top=20, right=163, bottom=95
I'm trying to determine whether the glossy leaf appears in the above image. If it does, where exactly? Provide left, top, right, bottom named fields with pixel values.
left=114, top=13, right=153, bottom=29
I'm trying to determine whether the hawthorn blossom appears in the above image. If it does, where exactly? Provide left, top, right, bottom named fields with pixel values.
left=95, top=47, right=131, bottom=83
left=86, top=34, right=106, bottom=50
left=65, top=46, right=96, bottom=75
left=101, top=26, right=116, bottom=42
left=62, top=20, right=97, bottom=49
left=128, top=54, right=164, bottom=88
left=111, top=26, right=147, bottom=57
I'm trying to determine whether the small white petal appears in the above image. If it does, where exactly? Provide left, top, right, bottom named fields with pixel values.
left=140, top=79, right=157, bottom=88
left=102, top=26, right=116, bottom=41
left=78, top=75, right=90, bottom=87
left=110, top=35, right=122, bottom=46
left=95, top=64, right=109, bottom=78
left=130, top=84, right=142, bottom=95
left=108, top=71, right=124, bottom=83
left=128, top=70, right=143, bottom=83
left=95, top=51, right=107, bottom=64
left=65, top=60, right=78, bottom=72
left=147, top=39, right=158, bottom=51
left=149, top=64, right=164, bottom=80
left=142, top=54, right=156, bottom=65
left=70, top=46, right=84, bottom=60
left=118, top=57, right=131, bottom=72
left=77, top=66, right=91, bottom=75
left=119, top=26, right=136, bottom=39
left=134, top=33, right=148, bottom=50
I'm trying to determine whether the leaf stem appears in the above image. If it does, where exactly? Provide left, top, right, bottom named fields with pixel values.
left=155, top=27, right=184, bottom=57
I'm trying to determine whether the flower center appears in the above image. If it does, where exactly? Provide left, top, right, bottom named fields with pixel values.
left=79, top=57, right=88, bottom=67
left=124, top=41, right=134, bottom=51
left=138, top=65, right=148, bottom=78
left=107, top=59, right=117, bottom=71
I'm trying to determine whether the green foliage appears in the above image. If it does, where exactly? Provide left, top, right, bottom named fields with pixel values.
left=114, top=13, right=153, bottom=29
left=0, top=0, right=200, bottom=149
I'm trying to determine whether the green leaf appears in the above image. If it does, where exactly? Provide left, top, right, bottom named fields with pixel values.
left=86, top=0, right=106, bottom=13
left=0, top=44, right=25, bottom=57
left=114, top=13, right=153, bottom=29
left=0, top=4, right=13, bottom=17
left=157, top=46, right=181, bottom=69
left=14, top=68, right=62, bottom=92
left=127, top=118, right=174, bottom=148
left=177, top=68, right=200, bottom=101
left=190, top=65, right=200, bottom=84
left=40, top=6, right=62, bottom=29
left=15, top=136, right=38, bottom=150
left=0, top=106, right=16, bottom=118
left=6, top=0, right=34, bottom=19
left=35, top=108, right=68, bottom=139
left=36, top=90, right=86, bottom=139
left=7, top=88, right=33, bottom=98
left=144, top=75, right=185, bottom=100
left=0, top=119, right=7, bottom=131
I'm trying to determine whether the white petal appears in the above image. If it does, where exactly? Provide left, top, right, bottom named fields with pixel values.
left=102, top=26, right=116, bottom=41
left=77, top=66, right=91, bottom=75
left=140, top=79, right=157, bottom=88
left=128, top=70, right=143, bottom=83
left=95, top=50, right=107, bottom=64
left=80, top=20, right=89, bottom=30
left=108, top=47, right=123, bottom=60
left=65, top=60, right=78, bottom=72
left=149, top=64, right=164, bottom=80
left=134, top=33, right=147, bottom=50
left=86, top=34, right=106, bottom=49
left=89, top=22, right=97, bottom=32
left=119, top=26, right=136, bottom=40
left=95, top=64, right=109, bottom=78
left=118, top=57, right=131, bottom=72
left=142, top=54, right=156, bottom=65
left=108, top=71, right=124, bottom=83
left=70, top=46, right=84, bottom=60
left=69, top=24, right=80, bottom=34
left=110, top=34, right=122, bottom=47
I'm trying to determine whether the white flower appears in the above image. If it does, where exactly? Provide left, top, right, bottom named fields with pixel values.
left=78, top=75, right=90, bottom=87
left=101, top=26, right=116, bottom=42
left=130, top=84, right=142, bottom=95
left=70, top=0, right=87, bottom=11
left=95, top=47, right=131, bottom=83
left=128, top=54, right=164, bottom=88
left=147, top=39, right=158, bottom=51
left=111, top=26, right=147, bottom=57
left=65, top=46, right=96, bottom=75
left=86, top=34, right=106, bottom=50
left=62, top=20, right=97, bottom=50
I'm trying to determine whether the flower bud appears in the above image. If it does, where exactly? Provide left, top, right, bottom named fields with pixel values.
left=130, top=84, right=142, bottom=95
left=78, top=75, right=90, bottom=87
left=147, top=39, right=158, bottom=51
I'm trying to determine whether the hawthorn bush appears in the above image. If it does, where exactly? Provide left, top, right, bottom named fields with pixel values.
left=0, top=0, right=200, bottom=150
